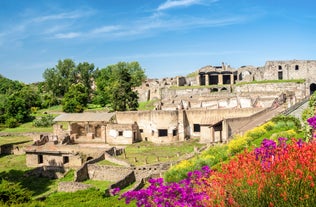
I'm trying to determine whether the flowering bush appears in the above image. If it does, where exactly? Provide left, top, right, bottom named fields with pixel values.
left=121, top=138, right=316, bottom=206
left=307, top=116, right=316, bottom=129
left=121, top=166, right=211, bottom=207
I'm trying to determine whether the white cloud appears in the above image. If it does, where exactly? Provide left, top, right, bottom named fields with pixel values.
left=31, top=9, right=95, bottom=23
left=91, top=25, right=121, bottom=34
left=54, top=32, right=81, bottom=39
left=158, top=0, right=200, bottom=11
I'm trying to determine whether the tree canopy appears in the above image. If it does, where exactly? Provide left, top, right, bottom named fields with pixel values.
left=42, top=59, right=95, bottom=98
left=94, top=61, right=146, bottom=111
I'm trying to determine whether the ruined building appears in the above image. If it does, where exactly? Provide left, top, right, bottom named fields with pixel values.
left=25, top=60, right=315, bottom=168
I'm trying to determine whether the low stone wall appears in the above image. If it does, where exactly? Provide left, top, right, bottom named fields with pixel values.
left=25, top=166, right=66, bottom=179
left=104, top=153, right=130, bottom=167
left=75, top=152, right=105, bottom=182
left=87, top=165, right=132, bottom=182
left=58, top=182, right=93, bottom=192
left=110, top=171, right=136, bottom=190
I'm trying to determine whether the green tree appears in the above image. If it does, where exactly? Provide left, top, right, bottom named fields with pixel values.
left=0, top=179, right=32, bottom=205
left=75, top=62, right=96, bottom=99
left=110, top=67, right=139, bottom=111
left=93, top=62, right=144, bottom=111
left=62, top=83, right=89, bottom=113
left=0, top=74, right=23, bottom=95
left=42, top=59, right=76, bottom=97
left=4, top=86, right=41, bottom=124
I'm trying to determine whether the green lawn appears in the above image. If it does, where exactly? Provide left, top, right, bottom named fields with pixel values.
left=1, top=122, right=53, bottom=133
left=0, top=135, right=33, bottom=146
left=117, top=140, right=204, bottom=166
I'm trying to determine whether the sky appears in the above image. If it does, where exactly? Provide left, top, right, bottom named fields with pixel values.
left=0, top=0, right=316, bottom=83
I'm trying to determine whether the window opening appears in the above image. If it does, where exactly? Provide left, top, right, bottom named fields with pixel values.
left=173, top=129, right=177, bottom=136
left=193, top=124, right=201, bottom=132
left=158, top=129, right=168, bottom=137
left=38, top=155, right=43, bottom=164
left=63, top=156, right=69, bottom=164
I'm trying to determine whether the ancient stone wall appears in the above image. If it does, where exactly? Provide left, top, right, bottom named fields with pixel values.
left=75, top=152, right=105, bottom=182
left=58, top=182, right=93, bottom=193
left=262, top=60, right=316, bottom=82
left=87, top=165, right=132, bottom=182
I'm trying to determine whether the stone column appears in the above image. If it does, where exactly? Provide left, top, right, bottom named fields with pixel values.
left=218, top=74, right=223, bottom=85
left=210, top=126, right=215, bottom=143
left=197, top=75, right=201, bottom=85
left=230, top=74, right=234, bottom=84
left=205, top=74, right=209, bottom=85
left=221, top=120, right=228, bottom=142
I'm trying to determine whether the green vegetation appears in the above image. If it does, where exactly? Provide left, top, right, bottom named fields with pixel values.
left=170, top=79, right=306, bottom=90
left=138, top=100, right=157, bottom=111
left=1, top=122, right=53, bottom=133
left=117, top=140, right=204, bottom=166
left=62, top=83, right=89, bottom=113
left=97, top=159, right=121, bottom=166
left=0, top=59, right=146, bottom=128
left=186, top=71, right=198, bottom=78
left=83, top=180, right=113, bottom=192
left=94, top=61, right=145, bottom=111
left=0, top=136, right=32, bottom=146
left=235, top=78, right=305, bottom=86
left=164, top=115, right=303, bottom=182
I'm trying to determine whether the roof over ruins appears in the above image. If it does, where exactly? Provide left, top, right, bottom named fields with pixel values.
left=53, top=112, right=115, bottom=122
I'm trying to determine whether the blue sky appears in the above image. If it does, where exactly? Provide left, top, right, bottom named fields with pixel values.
left=0, top=0, right=315, bottom=83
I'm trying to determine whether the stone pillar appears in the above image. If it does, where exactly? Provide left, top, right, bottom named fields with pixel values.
left=221, top=120, right=228, bottom=142
left=205, top=74, right=209, bottom=85
left=210, top=126, right=215, bottom=143
left=218, top=74, right=223, bottom=85
left=230, top=74, right=234, bottom=84
left=101, top=125, right=106, bottom=143
left=197, top=75, right=200, bottom=85
left=177, top=110, right=186, bottom=142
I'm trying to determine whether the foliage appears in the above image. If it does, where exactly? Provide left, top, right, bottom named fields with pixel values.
left=0, top=179, right=32, bottom=205
left=62, top=83, right=89, bottom=113
left=33, top=115, right=55, bottom=127
left=42, top=188, right=132, bottom=207
left=40, top=92, right=60, bottom=108
left=0, top=74, right=23, bottom=95
left=235, top=79, right=306, bottom=86
left=122, top=138, right=316, bottom=207
left=5, top=117, right=19, bottom=128
left=94, top=61, right=145, bottom=111
left=271, top=115, right=301, bottom=131
left=164, top=145, right=229, bottom=183
left=186, top=71, right=198, bottom=78
left=42, top=59, right=96, bottom=100
left=138, top=100, right=157, bottom=111
left=1, top=86, right=41, bottom=125
left=122, top=167, right=210, bottom=207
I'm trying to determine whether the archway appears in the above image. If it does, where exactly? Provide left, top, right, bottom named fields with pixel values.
left=310, top=83, right=316, bottom=95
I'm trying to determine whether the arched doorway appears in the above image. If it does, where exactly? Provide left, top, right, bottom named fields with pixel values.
left=310, top=83, right=316, bottom=95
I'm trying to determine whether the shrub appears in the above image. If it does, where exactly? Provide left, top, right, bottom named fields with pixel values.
left=33, top=115, right=55, bottom=127
left=5, top=117, right=19, bottom=128
left=0, top=179, right=32, bottom=205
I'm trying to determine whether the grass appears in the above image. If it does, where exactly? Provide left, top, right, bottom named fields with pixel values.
left=235, top=79, right=305, bottom=86
left=169, top=79, right=306, bottom=90
left=0, top=154, right=29, bottom=171
left=97, top=159, right=121, bottom=166
left=1, top=121, right=53, bottom=133
left=138, top=100, right=157, bottom=111
left=83, top=180, right=113, bottom=192
left=0, top=135, right=32, bottom=146
left=117, top=140, right=204, bottom=166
